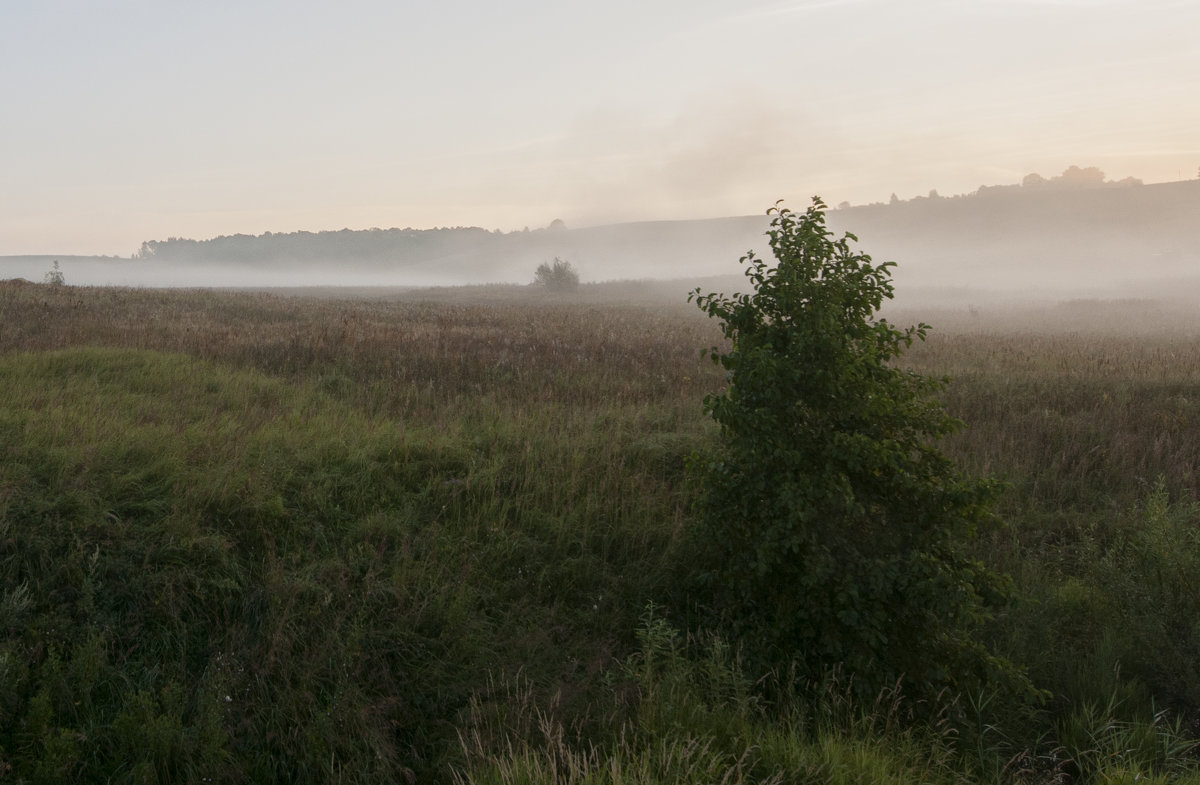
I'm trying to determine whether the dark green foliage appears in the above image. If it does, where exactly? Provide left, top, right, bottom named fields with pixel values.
left=532, top=257, right=579, bottom=292
left=1008, top=479, right=1200, bottom=713
left=688, top=198, right=1013, bottom=699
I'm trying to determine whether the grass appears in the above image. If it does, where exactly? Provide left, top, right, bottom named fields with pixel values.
left=4, top=278, right=1200, bottom=782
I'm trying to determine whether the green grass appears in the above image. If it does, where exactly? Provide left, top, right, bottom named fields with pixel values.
left=453, top=606, right=972, bottom=785
left=0, top=338, right=703, bottom=781
left=4, top=281, right=1200, bottom=782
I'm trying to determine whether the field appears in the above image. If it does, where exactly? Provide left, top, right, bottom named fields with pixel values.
left=4, top=277, right=1200, bottom=783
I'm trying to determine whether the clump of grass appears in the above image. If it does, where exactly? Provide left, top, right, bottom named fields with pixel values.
left=453, top=606, right=965, bottom=785
left=1052, top=688, right=1199, bottom=784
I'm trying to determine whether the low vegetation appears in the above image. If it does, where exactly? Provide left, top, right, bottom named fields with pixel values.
left=4, top=259, right=1200, bottom=782
left=532, top=258, right=580, bottom=292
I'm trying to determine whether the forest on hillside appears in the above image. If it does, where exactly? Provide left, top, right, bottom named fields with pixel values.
left=5, top=167, right=1198, bottom=294
left=133, top=167, right=1200, bottom=291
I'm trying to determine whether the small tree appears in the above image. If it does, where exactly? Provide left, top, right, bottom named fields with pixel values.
left=689, top=198, right=1013, bottom=700
left=533, top=257, right=579, bottom=292
left=44, top=260, right=65, bottom=286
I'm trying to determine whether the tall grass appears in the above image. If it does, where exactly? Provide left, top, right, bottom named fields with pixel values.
left=453, top=607, right=964, bottom=785
left=0, top=340, right=700, bottom=780
left=4, top=279, right=1200, bottom=781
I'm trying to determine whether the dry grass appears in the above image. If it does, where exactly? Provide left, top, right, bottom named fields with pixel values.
left=8, top=278, right=1200, bottom=510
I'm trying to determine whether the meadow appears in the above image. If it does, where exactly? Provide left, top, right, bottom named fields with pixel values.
left=3, top=277, right=1200, bottom=783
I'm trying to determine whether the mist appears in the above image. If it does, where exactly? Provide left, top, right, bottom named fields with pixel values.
left=5, top=173, right=1198, bottom=311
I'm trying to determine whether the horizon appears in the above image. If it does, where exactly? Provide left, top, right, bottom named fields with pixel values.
left=4, top=0, right=1198, bottom=257
left=6, top=169, right=1195, bottom=260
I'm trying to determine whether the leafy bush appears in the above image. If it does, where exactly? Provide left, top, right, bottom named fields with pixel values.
left=533, top=258, right=579, bottom=292
left=688, top=198, right=1018, bottom=701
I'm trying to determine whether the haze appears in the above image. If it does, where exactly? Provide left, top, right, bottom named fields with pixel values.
left=3, top=0, right=1198, bottom=261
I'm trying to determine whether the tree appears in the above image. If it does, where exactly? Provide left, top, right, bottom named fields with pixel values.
left=533, top=257, right=579, bottom=292
left=43, top=260, right=64, bottom=286
left=688, top=198, right=1013, bottom=700
left=1055, top=165, right=1105, bottom=187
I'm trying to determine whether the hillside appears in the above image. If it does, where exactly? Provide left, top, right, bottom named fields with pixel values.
left=4, top=176, right=1198, bottom=299
left=829, top=177, right=1200, bottom=298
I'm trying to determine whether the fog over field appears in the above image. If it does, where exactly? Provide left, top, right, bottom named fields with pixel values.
left=3, top=0, right=1197, bottom=299
left=6, top=174, right=1199, bottom=308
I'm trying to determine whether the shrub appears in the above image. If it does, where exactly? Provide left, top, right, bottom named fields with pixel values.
left=688, top=198, right=1017, bottom=701
left=43, top=260, right=65, bottom=286
left=533, top=258, right=579, bottom=292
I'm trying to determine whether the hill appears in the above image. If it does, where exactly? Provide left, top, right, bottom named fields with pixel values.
left=4, top=174, right=1199, bottom=299
left=827, top=176, right=1200, bottom=299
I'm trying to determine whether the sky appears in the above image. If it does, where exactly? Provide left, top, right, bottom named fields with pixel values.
left=2, top=0, right=1198, bottom=257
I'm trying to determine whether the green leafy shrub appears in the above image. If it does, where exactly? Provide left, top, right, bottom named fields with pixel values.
left=688, top=198, right=1018, bottom=701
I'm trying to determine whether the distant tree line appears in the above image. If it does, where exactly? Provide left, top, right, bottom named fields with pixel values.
left=134, top=223, right=564, bottom=264
left=856, top=166, right=1144, bottom=209
left=1018, top=165, right=1142, bottom=190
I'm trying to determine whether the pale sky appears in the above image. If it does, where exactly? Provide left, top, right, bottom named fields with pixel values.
left=3, top=0, right=1197, bottom=256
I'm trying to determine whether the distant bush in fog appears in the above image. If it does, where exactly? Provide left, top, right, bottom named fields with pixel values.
left=43, top=260, right=64, bottom=286
left=533, top=257, right=579, bottom=292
